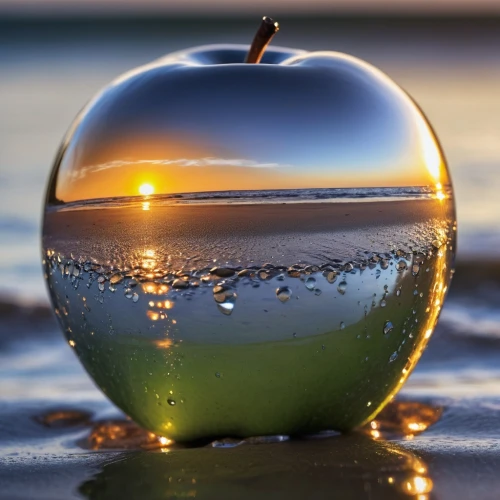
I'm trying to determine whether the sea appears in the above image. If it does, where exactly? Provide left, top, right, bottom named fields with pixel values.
left=1, top=16, right=500, bottom=500
left=52, top=186, right=442, bottom=211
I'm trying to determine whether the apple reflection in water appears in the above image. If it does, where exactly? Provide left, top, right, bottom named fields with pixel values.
left=42, top=18, right=455, bottom=442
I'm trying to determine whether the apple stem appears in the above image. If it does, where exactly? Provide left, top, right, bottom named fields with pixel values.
left=245, top=16, right=279, bottom=64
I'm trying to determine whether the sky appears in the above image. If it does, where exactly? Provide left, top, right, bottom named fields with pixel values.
left=1, top=0, right=499, bottom=16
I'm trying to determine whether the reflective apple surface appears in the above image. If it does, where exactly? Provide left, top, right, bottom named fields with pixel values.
left=42, top=44, right=456, bottom=441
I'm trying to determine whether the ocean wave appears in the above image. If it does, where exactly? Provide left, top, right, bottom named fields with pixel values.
left=48, top=186, right=446, bottom=211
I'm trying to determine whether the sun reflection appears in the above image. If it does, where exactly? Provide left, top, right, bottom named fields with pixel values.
left=155, top=338, right=174, bottom=349
left=142, top=201, right=150, bottom=211
left=142, top=282, right=170, bottom=295
left=405, top=475, right=433, bottom=495
left=363, top=401, right=442, bottom=439
left=139, top=183, right=154, bottom=196
left=147, top=311, right=160, bottom=321
left=158, top=436, right=172, bottom=446
left=435, top=189, right=446, bottom=201
left=87, top=420, right=173, bottom=450
left=416, top=112, right=443, bottom=183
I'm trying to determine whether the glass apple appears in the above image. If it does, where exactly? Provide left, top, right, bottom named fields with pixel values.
left=42, top=19, right=455, bottom=442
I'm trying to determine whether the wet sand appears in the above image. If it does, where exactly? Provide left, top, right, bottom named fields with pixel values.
left=44, top=199, right=454, bottom=268
left=46, top=199, right=451, bottom=238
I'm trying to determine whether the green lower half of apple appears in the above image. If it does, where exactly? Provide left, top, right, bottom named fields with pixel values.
left=71, top=292, right=437, bottom=441
left=48, top=250, right=448, bottom=442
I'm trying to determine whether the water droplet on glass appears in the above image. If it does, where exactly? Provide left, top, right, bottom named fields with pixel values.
left=337, top=281, right=347, bottom=295
left=217, top=302, right=234, bottom=316
left=110, top=273, right=123, bottom=285
left=380, top=300, right=387, bottom=307
left=210, top=267, right=235, bottom=278
left=340, top=321, right=345, bottom=330
left=124, top=288, right=133, bottom=299
left=132, top=293, right=139, bottom=303
left=305, top=277, right=316, bottom=291
left=383, top=321, right=394, bottom=335
left=167, top=399, right=176, bottom=406
left=213, top=285, right=236, bottom=303
left=389, top=351, right=398, bottom=362
left=276, top=286, right=292, bottom=303
left=324, top=270, right=337, bottom=283
left=412, top=264, right=420, bottom=276
left=397, top=261, right=407, bottom=271
left=172, top=279, right=189, bottom=289
left=258, top=269, right=270, bottom=280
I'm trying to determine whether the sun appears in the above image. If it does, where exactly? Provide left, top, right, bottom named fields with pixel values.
left=139, top=183, right=154, bottom=196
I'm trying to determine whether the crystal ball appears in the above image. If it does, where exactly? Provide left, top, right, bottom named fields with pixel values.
left=42, top=45, right=456, bottom=441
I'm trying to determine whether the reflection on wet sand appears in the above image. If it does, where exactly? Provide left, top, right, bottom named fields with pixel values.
left=61, top=400, right=438, bottom=499
left=79, top=434, right=432, bottom=500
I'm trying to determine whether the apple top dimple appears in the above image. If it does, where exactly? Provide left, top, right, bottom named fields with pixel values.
left=157, top=44, right=305, bottom=66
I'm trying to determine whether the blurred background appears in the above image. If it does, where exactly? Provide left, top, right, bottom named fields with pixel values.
left=1, top=0, right=500, bottom=303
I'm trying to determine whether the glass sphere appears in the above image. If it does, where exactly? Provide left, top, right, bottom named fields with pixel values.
left=42, top=45, right=456, bottom=441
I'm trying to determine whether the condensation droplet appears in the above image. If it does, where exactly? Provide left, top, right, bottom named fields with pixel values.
left=305, top=277, right=316, bottom=291
left=276, top=286, right=292, bottom=303
left=258, top=269, right=270, bottom=280
left=167, top=399, right=176, bottom=406
left=172, top=279, right=189, bottom=290
left=337, top=281, right=347, bottom=295
left=324, top=270, right=337, bottom=284
left=217, top=302, right=234, bottom=316
left=383, top=321, right=394, bottom=335
left=110, top=273, right=123, bottom=285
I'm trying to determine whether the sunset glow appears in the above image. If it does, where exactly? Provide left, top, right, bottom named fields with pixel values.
left=139, top=183, right=154, bottom=196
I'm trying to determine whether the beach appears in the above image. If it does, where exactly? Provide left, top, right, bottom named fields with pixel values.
left=43, top=198, right=454, bottom=270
